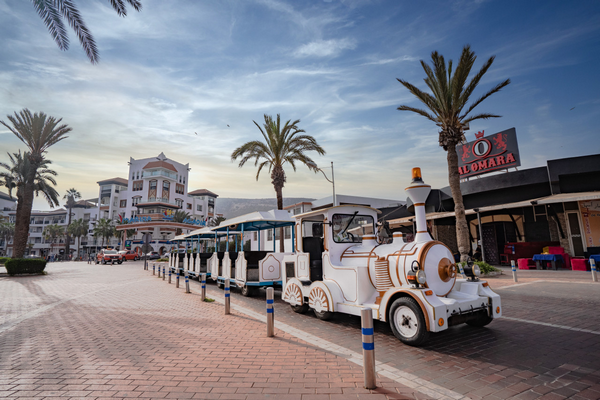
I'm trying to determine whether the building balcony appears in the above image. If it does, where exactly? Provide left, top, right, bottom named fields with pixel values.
left=135, top=198, right=181, bottom=208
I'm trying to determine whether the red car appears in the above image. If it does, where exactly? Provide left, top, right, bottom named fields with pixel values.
left=96, top=249, right=123, bottom=264
left=118, top=250, right=140, bottom=261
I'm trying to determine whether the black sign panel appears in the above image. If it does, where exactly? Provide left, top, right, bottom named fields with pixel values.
left=457, top=127, right=520, bottom=178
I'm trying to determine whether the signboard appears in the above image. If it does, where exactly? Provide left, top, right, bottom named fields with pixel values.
left=125, top=240, right=132, bottom=248
left=580, top=200, right=600, bottom=247
left=457, top=127, right=520, bottom=178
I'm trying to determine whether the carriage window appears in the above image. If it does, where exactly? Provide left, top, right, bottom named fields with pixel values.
left=332, top=213, right=374, bottom=243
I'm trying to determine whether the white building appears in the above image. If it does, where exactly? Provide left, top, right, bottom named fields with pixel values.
left=97, top=153, right=218, bottom=255
left=0, top=191, right=17, bottom=256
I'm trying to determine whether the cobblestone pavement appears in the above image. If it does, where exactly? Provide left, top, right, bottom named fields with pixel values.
left=0, top=262, right=427, bottom=400
left=1, top=262, right=599, bottom=400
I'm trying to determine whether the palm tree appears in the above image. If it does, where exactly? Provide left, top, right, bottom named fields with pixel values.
left=63, top=188, right=81, bottom=257
left=93, top=218, right=115, bottom=249
left=68, top=218, right=88, bottom=260
left=172, top=210, right=191, bottom=236
left=31, top=0, right=142, bottom=64
left=0, top=221, right=15, bottom=256
left=396, top=45, right=510, bottom=261
left=44, top=223, right=65, bottom=258
left=231, top=114, right=326, bottom=251
left=1, top=109, right=70, bottom=258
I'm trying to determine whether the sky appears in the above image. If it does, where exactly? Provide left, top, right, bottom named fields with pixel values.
left=0, top=0, right=599, bottom=211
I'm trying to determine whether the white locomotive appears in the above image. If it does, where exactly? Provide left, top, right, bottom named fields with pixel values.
left=281, top=168, right=502, bottom=345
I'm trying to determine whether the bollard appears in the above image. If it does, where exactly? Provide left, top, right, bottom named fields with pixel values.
left=153, top=263, right=155, bottom=275
left=361, top=307, right=377, bottom=390
left=266, top=287, right=274, bottom=337
left=224, top=279, right=230, bottom=315
left=168, top=268, right=172, bottom=284
left=176, top=271, right=180, bottom=288
left=591, top=258, right=598, bottom=282
left=200, top=273, right=206, bottom=301
left=163, top=266, right=166, bottom=281
left=458, top=263, right=466, bottom=279
left=185, top=273, right=190, bottom=293
left=511, top=260, right=518, bottom=283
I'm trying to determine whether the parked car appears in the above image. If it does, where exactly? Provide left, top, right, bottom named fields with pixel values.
left=144, top=251, right=160, bottom=260
left=96, top=249, right=123, bottom=264
left=118, top=250, right=140, bottom=261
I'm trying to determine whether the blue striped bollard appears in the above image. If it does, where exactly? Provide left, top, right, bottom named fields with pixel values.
left=168, top=268, right=172, bottom=284
left=176, top=271, right=180, bottom=288
left=224, top=279, right=230, bottom=315
left=200, top=273, right=206, bottom=301
left=591, top=258, right=598, bottom=282
left=185, top=273, right=190, bottom=293
left=266, top=287, right=274, bottom=337
left=152, top=263, right=155, bottom=275
left=511, top=260, right=518, bottom=283
left=361, top=307, right=376, bottom=390
left=458, top=262, right=466, bottom=278
left=162, top=266, right=165, bottom=281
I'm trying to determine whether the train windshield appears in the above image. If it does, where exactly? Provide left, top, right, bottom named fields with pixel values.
left=331, top=213, right=374, bottom=243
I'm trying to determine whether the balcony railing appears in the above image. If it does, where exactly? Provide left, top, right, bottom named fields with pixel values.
left=143, top=170, right=177, bottom=179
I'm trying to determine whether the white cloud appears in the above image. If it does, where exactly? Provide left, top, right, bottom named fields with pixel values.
left=294, top=38, right=356, bottom=58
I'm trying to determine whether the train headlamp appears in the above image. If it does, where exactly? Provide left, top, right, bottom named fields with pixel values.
left=416, top=270, right=427, bottom=285
left=463, top=261, right=481, bottom=281
left=407, top=260, right=426, bottom=287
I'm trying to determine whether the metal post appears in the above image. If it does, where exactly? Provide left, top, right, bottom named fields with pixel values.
left=331, top=161, right=336, bottom=207
left=163, top=266, right=166, bottom=281
left=144, top=257, right=147, bottom=270
left=591, top=258, right=598, bottom=282
left=361, top=308, right=376, bottom=390
left=201, top=273, right=206, bottom=301
left=224, top=278, right=230, bottom=315
left=153, top=263, right=155, bottom=275
left=266, top=287, right=274, bottom=337
left=511, top=260, right=518, bottom=283
left=458, top=262, right=466, bottom=278
left=176, top=271, right=180, bottom=288
left=185, top=272, right=190, bottom=293
left=168, top=268, right=172, bottom=284
left=476, top=210, right=486, bottom=263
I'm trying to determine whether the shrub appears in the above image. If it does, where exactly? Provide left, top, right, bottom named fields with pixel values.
left=0, top=256, right=10, bottom=265
left=474, top=261, right=500, bottom=274
left=157, top=258, right=168, bottom=262
left=5, top=258, right=47, bottom=276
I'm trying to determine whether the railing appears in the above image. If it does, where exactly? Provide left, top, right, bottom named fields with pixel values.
left=144, top=170, right=177, bottom=179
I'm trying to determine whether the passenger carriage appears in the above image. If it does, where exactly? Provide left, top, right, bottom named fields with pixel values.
left=280, top=168, right=502, bottom=345
left=171, top=227, right=223, bottom=278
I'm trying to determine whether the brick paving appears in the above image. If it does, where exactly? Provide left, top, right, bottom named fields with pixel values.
left=0, top=262, right=426, bottom=400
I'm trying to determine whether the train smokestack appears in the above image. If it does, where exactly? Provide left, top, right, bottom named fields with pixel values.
left=405, top=168, right=432, bottom=243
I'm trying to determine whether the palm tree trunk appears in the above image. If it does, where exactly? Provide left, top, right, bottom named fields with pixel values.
left=13, top=184, right=35, bottom=258
left=274, top=184, right=285, bottom=253
left=447, top=143, right=471, bottom=262
left=65, top=206, right=72, bottom=257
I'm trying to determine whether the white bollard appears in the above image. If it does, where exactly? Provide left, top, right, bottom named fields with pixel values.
left=152, top=263, right=155, bottom=275
left=591, top=258, right=598, bottom=282
left=224, top=279, right=230, bottom=315
left=266, top=287, right=274, bottom=337
left=168, top=268, right=172, bottom=284
left=361, top=308, right=377, bottom=390
left=185, top=273, right=190, bottom=293
left=200, top=273, right=206, bottom=301
left=176, top=271, right=180, bottom=288
left=511, top=260, right=518, bottom=283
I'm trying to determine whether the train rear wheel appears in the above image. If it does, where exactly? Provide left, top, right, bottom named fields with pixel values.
left=291, top=304, right=309, bottom=314
left=241, top=285, right=256, bottom=297
left=313, top=309, right=333, bottom=320
left=389, top=297, right=429, bottom=346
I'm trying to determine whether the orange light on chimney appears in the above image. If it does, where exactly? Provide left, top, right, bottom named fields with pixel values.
left=411, top=167, right=422, bottom=182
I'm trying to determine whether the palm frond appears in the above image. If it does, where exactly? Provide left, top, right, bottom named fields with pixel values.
left=31, top=0, right=69, bottom=51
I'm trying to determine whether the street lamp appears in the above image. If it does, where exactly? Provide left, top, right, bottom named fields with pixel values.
left=316, top=161, right=336, bottom=207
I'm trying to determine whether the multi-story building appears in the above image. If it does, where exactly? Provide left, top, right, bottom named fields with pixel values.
left=0, top=191, right=17, bottom=256
left=5, top=199, right=99, bottom=258
left=97, top=153, right=218, bottom=255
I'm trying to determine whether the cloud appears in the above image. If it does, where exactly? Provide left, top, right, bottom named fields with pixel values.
left=294, top=38, right=356, bottom=58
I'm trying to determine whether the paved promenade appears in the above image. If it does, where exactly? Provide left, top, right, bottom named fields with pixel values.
left=1, top=262, right=599, bottom=400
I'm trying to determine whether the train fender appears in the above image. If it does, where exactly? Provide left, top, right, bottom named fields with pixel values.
left=308, top=280, right=343, bottom=313
left=378, top=288, right=440, bottom=333
left=282, top=278, right=308, bottom=306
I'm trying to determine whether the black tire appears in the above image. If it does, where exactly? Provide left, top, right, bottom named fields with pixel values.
left=102, top=259, right=106, bottom=265
left=466, top=312, right=494, bottom=327
left=314, top=309, right=333, bottom=320
left=389, top=297, right=429, bottom=346
left=291, top=304, right=309, bottom=314
left=95, top=260, right=99, bottom=264
left=217, top=280, right=224, bottom=289
left=241, top=285, right=254, bottom=297
left=118, top=261, right=122, bottom=264
left=134, top=256, right=139, bottom=261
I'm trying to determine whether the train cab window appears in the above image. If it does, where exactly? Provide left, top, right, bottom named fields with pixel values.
left=332, top=213, right=374, bottom=243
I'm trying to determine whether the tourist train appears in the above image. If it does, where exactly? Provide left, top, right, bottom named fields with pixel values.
left=170, top=168, right=502, bottom=345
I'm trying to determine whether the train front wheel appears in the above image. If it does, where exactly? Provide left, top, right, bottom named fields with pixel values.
left=389, top=297, right=429, bottom=346
left=291, top=304, right=309, bottom=314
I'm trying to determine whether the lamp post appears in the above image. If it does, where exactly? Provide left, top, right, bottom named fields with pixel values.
left=316, top=161, right=336, bottom=207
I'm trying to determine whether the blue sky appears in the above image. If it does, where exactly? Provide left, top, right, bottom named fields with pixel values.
left=0, top=0, right=599, bottom=211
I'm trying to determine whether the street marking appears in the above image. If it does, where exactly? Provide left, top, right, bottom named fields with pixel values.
left=212, top=295, right=467, bottom=400
left=502, top=316, right=600, bottom=335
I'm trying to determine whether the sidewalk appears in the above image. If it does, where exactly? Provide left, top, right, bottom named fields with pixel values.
left=0, top=262, right=424, bottom=400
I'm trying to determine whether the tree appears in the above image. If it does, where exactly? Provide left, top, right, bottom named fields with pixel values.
left=0, top=221, right=15, bottom=256
left=93, top=218, right=115, bottom=248
left=63, top=188, right=82, bottom=258
left=231, top=114, right=325, bottom=251
left=31, top=0, right=142, bottom=64
left=396, top=45, right=510, bottom=261
left=1, top=109, right=70, bottom=258
left=44, top=223, right=65, bottom=257
left=68, top=218, right=88, bottom=259
left=172, top=210, right=191, bottom=236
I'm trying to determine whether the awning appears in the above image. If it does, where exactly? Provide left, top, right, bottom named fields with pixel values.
left=535, top=191, right=600, bottom=204
left=211, top=209, right=294, bottom=232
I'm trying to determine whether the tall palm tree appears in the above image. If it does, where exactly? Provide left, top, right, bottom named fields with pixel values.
left=396, top=45, right=510, bottom=261
left=0, top=109, right=70, bottom=258
left=68, top=218, right=88, bottom=260
left=93, top=218, right=115, bottom=249
left=63, top=188, right=81, bottom=257
left=44, top=223, right=65, bottom=258
left=231, top=114, right=326, bottom=251
left=31, top=0, right=142, bottom=64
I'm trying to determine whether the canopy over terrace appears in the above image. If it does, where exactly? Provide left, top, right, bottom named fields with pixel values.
left=212, top=209, right=295, bottom=252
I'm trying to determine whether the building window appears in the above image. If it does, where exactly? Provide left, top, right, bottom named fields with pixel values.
left=132, top=180, right=143, bottom=191
left=120, top=200, right=126, bottom=208
left=163, top=181, right=170, bottom=191
left=176, top=184, right=184, bottom=195
left=175, top=199, right=183, bottom=208
left=197, top=204, right=202, bottom=212
left=132, top=197, right=141, bottom=206
left=187, top=203, right=192, bottom=210
left=150, top=180, right=157, bottom=190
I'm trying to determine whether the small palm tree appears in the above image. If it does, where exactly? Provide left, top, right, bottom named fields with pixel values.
left=396, top=45, right=510, bottom=261
left=172, top=210, right=191, bottom=236
left=1, top=109, right=70, bottom=258
left=68, top=218, right=88, bottom=260
left=63, top=188, right=82, bottom=257
left=93, top=218, right=115, bottom=248
left=44, top=223, right=65, bottom=258
left=231, top=114, right=325, bottom=251
left=31, top=0, right=142, bottom=64
left=0, top=221, right=15, bottom=254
